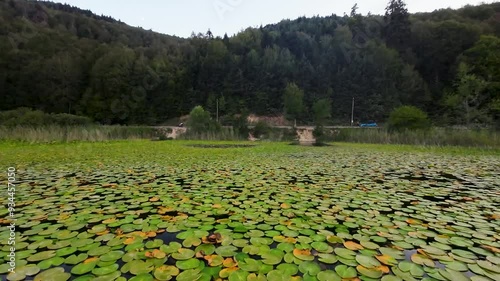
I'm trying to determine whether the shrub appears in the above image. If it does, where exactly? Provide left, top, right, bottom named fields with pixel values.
left=313, top=125, right=327, bottom=145
left=51, top=113, right=93, bottom=126
left=252, top=121, right=271, bottom=139
left=187, top=106, right=220, bottom=134
left=388, top=106, right=431, bottom=131
left=0, top=108, right=92, bottom=127
left=233, top=113, right=250, bottom=139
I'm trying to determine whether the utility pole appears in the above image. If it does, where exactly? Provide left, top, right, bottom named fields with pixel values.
left=351, top=97, right=355, bottom=127
left=216, top=98, right=219, bottom=124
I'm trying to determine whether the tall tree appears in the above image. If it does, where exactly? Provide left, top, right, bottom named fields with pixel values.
left=461, top=35, right=500, bottom=127
left=283, top=83, right=304, bottom=127
left=445, top=63, right=488, bottom=126
left=313, top=98, right=332, bottom=125
left=384, top=0, right=411, bottom=53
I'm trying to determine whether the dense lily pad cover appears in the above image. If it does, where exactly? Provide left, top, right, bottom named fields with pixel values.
left=0, top=141, right=499, bottom=281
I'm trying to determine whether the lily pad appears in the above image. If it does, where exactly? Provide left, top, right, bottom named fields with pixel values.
left=34, top=267, right=71, bottom=281
left=335, top=265, right=357, bottom=279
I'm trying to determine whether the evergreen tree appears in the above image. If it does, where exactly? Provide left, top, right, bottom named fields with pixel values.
left=283, top=83, right=305, bottom=127
left=384, top=0, right=411, bottom=53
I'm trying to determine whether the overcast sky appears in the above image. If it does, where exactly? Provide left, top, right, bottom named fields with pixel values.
left=60, top=0, right=490, bottom=38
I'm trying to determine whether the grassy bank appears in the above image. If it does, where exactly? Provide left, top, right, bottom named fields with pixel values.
left=0, top=125, right=156, bottom=143
left=1, top=125, right=499, bottom=149
left=178, top=127, right=244, bottom=141
left=335, top=128, right=499, bottom=148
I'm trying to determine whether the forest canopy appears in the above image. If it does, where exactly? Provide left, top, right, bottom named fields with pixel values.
left=1, top=0, right=499, bottom=127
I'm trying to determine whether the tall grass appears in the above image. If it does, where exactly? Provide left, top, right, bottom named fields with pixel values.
left=335, top=128, right=499, bottom=148
left=0, top=125, right=156, bottom=143
left=178, top=127, right=244, bottom=141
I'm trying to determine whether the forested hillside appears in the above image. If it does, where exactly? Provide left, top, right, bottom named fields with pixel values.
left=1, top=0, right=499, bottom=127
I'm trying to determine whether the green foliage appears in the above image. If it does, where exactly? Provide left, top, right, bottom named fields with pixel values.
left=384, top=0, right=411, bottom=53
left=388, top=106, right=431, bottom=131
left=178, top=127, right=241, bottom=141
left=313, top=125, right=327, bottom=145
left=313, top=99, right=332, bottom=125
left=0, top=125, right=155, bottom=143
left=252, top=121, right=272, bottom=139
left=461, top=36, right=500, bottom=127
left=283, top=83, right=304, bottom=124
left=445, top=63, right=488, bottom=126
left=187, top=106, right=221, bottom=134
left=233, top=113, right=250, bottom=139
left=0, top=108, right=92, bottom=127
left=0, top=1, right=499, bottom=127
left=312, top=97, right=332, bottom=145
left=336, top=128, right=499, bottom=148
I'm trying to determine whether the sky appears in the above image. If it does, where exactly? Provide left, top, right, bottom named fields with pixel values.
left=60, top=0, right=491, bottom=38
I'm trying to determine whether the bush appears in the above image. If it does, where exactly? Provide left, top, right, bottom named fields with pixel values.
left=388, top=106, right=431, bottom=131
left=233, top=113, right=250, bottom=139
left=187, top=106, right=221, bottom=134
left=252, top=121, right=271, bottom=138
left=0, top=108, right=93, bottom=127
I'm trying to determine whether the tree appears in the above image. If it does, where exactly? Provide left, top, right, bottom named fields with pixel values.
left=2, top=0, right=499, bottom=128
left=313, top=98, right=332, bottom=125
left=350, top=4, right=359, bottom=17
left=80, top=47, right=136, bottom=124
left=388, top=106, right=431, bottom=131
left=187, top=106, right=220, bottom=134
left=233, top=111, right=250, bottom=139
left=462, top=36, right=500, bottom=126
left=384, top=0, right=411, bottom=53
left=445, top=63, right=488, bottom=126
left=283, top=83, right=304, bottom=126
left=312, top=98, right=332, bottom=145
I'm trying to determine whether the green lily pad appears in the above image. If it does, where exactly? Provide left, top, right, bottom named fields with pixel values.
left=357, top=265, right=383, bottom=278
left=172, top=248, right=195, bottom=260
left=276, top=263, right=299, bottom=275
left=317, top=270, right=341, bottom=281
left=239, top=258, right=262, bottom=272
left=311, top=241, right=329, bottom=252
left=381, top=275, right=403, bottom=281
left=228, top=270, right=250, bottom=281
left=154, top=265, right=180, bottom=281
left=37, top=256, right=65, bottom=270
left=34, top=267, right=71, bottom=281
left=100, top=251, right=124, bottom=262
left=215, top=245, right=238, bottom=257
left=335, top=265, right=357, bottom=279
left=176, top=258, right=202, bottom=270
left=318, top=253, right=338, bottom=264
left=129, top=274, right=154, bottom=281
left=88, top=246, right=111, bottom=256
left=92, top=263, right=120, bottom=276
left=356, top=254, right=381, bottom=268
left=334, top=248, right=355, bottom=258
left=299, top=261, right=321, bottom=276
left=398, top=261, right=424, bottom=277
left=196, top=244, right=216, bottom=255
left=27, top=250, right=56, bottom=262
left=177, top=269, right=202, bottom=281
left=262, top=249, right=284, bottom=265
left=477, top=260, right=500, bottom=273
left=6, top=265, right=40, bottom=281
left=55, top=247, right=77, bottom=257
left=71, top=261, right=98, bottom=275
